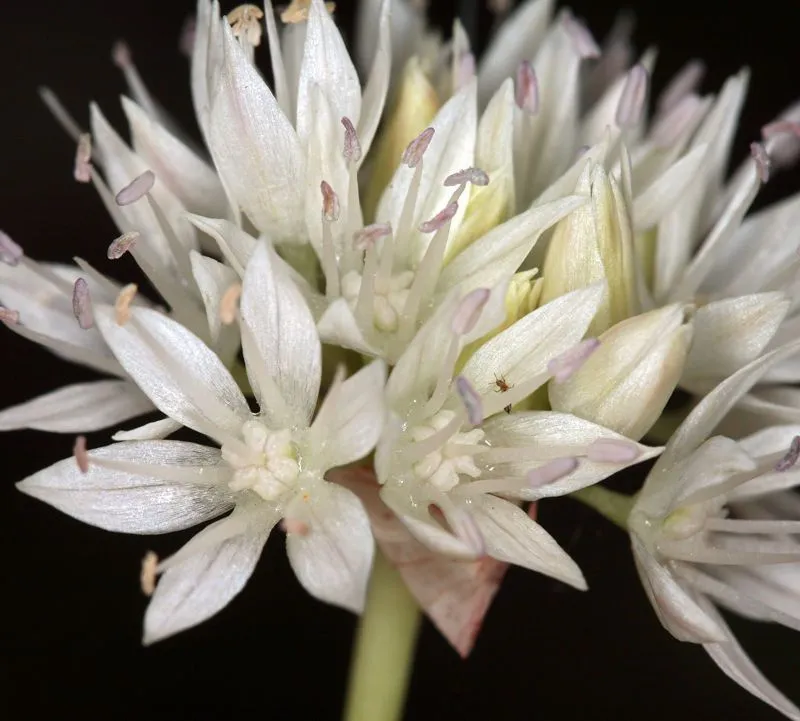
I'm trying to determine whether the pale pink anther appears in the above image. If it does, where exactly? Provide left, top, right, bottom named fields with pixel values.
left=402, top=127, right=435, bottom=168
left=775, top=435, right=800, bottom=472
left=281, top=518, right=310, bottom=536
left=115, top=283, right=138, bottom=325
left=107, top=231, right=140, bottom=260
left=352, top=222, right=392, bottom=251
left=320, top=180, right=340, bottom=222
left=419, top=201, right=458, bottom=233
left=73, top=133, right=93, bottom=183
left=219, top=283, right=242, bottom=325
left=651, top=94, right=702, bottom=148
left=0, top=307, right=20, bottom=324
left=341, top=117, right=362, bottom=164
left=179, top=15, right=197, bottom=57
left=140, top=551, right=158, bottom=596
left=751, top=142, right=771, bottom=183
left=562, top=12, right=600, bottom=59
left=111, top=40, right=133, bottom=68
left=526, top=457, right=579, bottom=489
left=515, top=61, right=539, bottom=114
left=72, top=278, right=93, bottom=330
left=656, top=59, right=705, bottom=113
left=74, top=435, right=89, bottom=474
left=586, top=438, right=641, bottom=463
left=455, top=375, right=483, bottom=427
left=115, top=170, right=156, bottom=206
left=451, top=288, right=490, bottom=335
left=444, top=167, right=489, bottom=187
left=548, top=338, right=600, bottom=382
left=762, top=121, right=800, bottom=140
left=616, top=64, right=648, bottom=129
left=0, top=230, right=23, bottom=266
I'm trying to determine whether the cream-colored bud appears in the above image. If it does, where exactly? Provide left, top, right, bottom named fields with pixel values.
left=548, top=304, right=693, bottom=440
left=540, top=162, right=639, bottom=335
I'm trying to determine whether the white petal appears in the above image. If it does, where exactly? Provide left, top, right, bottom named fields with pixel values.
left=698, top=596, right=800, bottom=720
left=17, top=440, right=234, bottom=534
left=357, top=0, right=391, bottom=160
left=207, top=22, right=305, bottom=240
left=436, top=195, right=588, bottom=297
left=0, top=380, right=153, bottom=433
left=186, top=213, right=256, bottom=276
left=95, top=305, right=250, bottom=441
left=264, top=0, right=291, bottom=119
left=296, top=0, right=362, bottom=144
left=682, top=293, right=790, bottom=388
left=471, top=495, right=586, bottom=590
left=122, top=96, right=228, bottom=218
left=306, top=360, right=387, bottom=471
left=481, top=411, right=661, bottom=499
left=286, top=482, right=374, bottom=613
left=630, top=533, right=727, bottom=642
left=477, top=0, right=554, bottom=106
left=112, top=417, right=183, bottom=441
left=189, top=251, right=239, bottom=343
left=317, top=298, right=381, bottom=355
left=144, top=509, right=276, bottom=643
left=240, top=242, right=321, bottom=428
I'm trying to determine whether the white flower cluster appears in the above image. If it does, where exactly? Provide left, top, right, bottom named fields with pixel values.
left=4, top=0, right=800, bottom=716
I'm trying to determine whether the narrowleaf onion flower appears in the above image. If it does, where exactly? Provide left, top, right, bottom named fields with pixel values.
left=16, top=243, right=386, bottom=642
left=630, top=340, right=800, bottom=719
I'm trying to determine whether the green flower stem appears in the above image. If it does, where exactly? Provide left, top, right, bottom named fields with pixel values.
left=343, top=550, right=422, bottom=721
left=571, top=485, right=635, bottom=530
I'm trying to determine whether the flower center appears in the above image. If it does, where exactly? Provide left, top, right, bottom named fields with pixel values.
left=410, top=410, right=485, bottom=492
left=340, top=269, right=415, bottom=333
left=221, top=421, right=300, bottom=501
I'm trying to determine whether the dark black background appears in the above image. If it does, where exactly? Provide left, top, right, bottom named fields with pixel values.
left=2, top=1, right=800, bottom=719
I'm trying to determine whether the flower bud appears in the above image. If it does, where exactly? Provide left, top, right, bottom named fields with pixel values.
left=548, top=304, right=693, bottom=440
left=540, top=162, right=639, bottom=335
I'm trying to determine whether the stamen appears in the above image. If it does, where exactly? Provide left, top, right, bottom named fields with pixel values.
left=451, top=288, right=490, bottom=335
left=455, top=52, right=476, bottom=91
left=281, top=0, right=336, bottom=23
left=418, top=202, right=458, bottom=233
left=750, top=142, right=771, bottom=183
left=107, top=231, right=140, bottom=260
left=515, top=61, right=539, bottom=114
left=548, top=338, right=600, bottom=382
left=586, top=438, right=640, bottom=463
left=444, top=167, right=489, bottom=187
left=353, top=222, right=392, bottom=252
left=73, top=435, right=89, bottom=474
left=402, top=128, right=435, bottom=168
left=341, top=117, right=362, bottom=164
left=562, top=12, right=601, bottom=59
left=72, top=278, right=93, bottom=330
left=73, top=133, right=93, bottom=183
left=762, top=120, right=800, bottom=140
left=179, top=15, right=196, bottom=58
left=616, top=64, right=648, bottom=129
left=775, top=435, right=800, bottom=472
left=320, top=180, right=340, bottom=222
left=227, top=5, right=264, bottom=47
left=657, top=59, right=705, bottom=113
left=114, top=283, right=138, bottom=325
left=526, top=457, right=579, bottom=489
left=38, top=86, right=83, bottom=144
left=219, top=283, right=243, bottom=325
left=0, top=307, right=20, bottom=324
left=140, top=551, right=158, bottom=596
left=0, top=230, right=23, bottom=266
left=455, top=375, right=483, bottom=427
left=651, top=94, right=702, bottom=148
left=280, top=518, right=310, bottom=536
left=115, top=170, right=156, bottom=206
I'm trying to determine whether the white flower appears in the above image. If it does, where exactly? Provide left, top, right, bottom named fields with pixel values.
left=16, top=243, right=386, bottom=642
left=377, top=280, right=661, bottom=586
left=630, top=340, right=800, bottom=719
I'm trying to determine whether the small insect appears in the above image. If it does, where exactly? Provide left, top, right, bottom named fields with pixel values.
left=493, top=374, right=514, bottom=414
